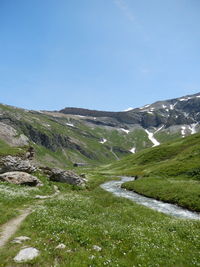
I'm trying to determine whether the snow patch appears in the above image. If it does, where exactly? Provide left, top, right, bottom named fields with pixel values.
left=181, top=126, right=186, bottom=137
left=183, top=112, right=189, bottom=118
left=130, top=147, right=136, bottom=153
left=120, top=128, right=130, bottom=134
left=76, top=115, right=86, bottom=118
left=100, top=138, right=107, bottom=144
left=188, top=123, right=198, bottom=135
left=66, top=123, right=74, bottom=127
left=179, top=97, right=192, bottom=102
left=154, top=125, right=164, bottom=134
left=139, top=104, right=150, bottom=110
left=145, top=129, right=160, bottom=147
left=124, top=107, right=134, bottom=111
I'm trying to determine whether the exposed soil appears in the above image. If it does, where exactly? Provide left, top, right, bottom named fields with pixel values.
left=0, top=208, right=32, bottom=248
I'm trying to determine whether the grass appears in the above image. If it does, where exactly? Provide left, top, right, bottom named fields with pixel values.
left=1, top=104, right=200, bottom=265
left=0, top=173, right=200, bottom=266
left=122, top=177, right=200, bottom=212
left=101, top=133, right=200, bottom=211
left=0, top=172, right=55, bottom=226
left=0, top=103, right=178, bottom=167
left=0, top=139, right=26, bottom=157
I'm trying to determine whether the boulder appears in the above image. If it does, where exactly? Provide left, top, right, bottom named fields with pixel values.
left=93, top=245, right=102, bottom=252
left=48, top=168, right=86, bottom=186
left=0, top=171, right=42, bottom=186
left=14, top=247, right=40, bottom=262
left=0, top=122, right=29, bottom=147
left=0, top=156, right=37, bottom=174
left=56, top=243, right=66, bottom=249
left=12, top=236, right=31, bottom=244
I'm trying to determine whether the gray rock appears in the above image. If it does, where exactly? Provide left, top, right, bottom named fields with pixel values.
left=0, top=122, right=29, bottom=147
left=0, top=156, right=37, bottom=174
left=14, top=247, right=39, bottom=262
left=56, top=243, right=66, bottom=249
left=34, top=195, right=50, bottom=199
left=12, top=236, right=31, bottom=244
left=92, top=245, right=102, bottom=252
left=0, top=171, right=42, bottom=186
left=48, top=168, right=86, bottom=186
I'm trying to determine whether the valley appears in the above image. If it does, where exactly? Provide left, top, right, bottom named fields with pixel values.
left=0, top=93, right=200, bottom=266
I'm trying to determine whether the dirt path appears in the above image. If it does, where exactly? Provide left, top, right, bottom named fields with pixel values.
left=0, top=185, right=60, bottom=249
left=0, top=208, right=32, bottom=248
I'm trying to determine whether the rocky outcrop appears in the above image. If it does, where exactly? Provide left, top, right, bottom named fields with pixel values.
left=0, top=156, right=37, bottom=174
left=0, top=122, right=29, bottom=147
left=60, top=93, right=200, bottom=128
left=0, top=171, right=42, bottom=186
left=42, top=167, right=86, bottom=186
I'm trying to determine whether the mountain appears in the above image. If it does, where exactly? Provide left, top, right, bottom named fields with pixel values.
left=0, top=92, right=200, bottom=167
left=60, top=92, right=200, bottom=128
left=1, top=93, right=200, bottom=266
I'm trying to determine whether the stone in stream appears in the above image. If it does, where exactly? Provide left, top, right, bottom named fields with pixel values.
left=14, top=247, right=40, bottom=262
left=11, top=236, right=31, bottom=244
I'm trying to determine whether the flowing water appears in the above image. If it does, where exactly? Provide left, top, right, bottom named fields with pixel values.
left=100, top=176, right=200, bottom=220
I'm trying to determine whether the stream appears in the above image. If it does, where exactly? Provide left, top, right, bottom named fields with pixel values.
left=100, top=176, right=200, bottom=220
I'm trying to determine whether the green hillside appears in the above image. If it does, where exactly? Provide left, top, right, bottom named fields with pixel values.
left=0, top=103, right=188, bottom=169
left=101, top=133, right=200, bottom=211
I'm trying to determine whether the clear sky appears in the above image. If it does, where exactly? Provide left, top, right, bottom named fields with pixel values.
left=0, top=0, right=200, bottom=111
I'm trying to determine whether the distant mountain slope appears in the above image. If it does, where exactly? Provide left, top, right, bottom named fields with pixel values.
left=60, top=92, right=200, bottom=128
left=0, top=92, right=200, bottom=167
left=101, top=131, right=200, bottom=177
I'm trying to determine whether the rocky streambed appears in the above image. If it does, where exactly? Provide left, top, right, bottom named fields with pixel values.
left=101, top=176, right=200, bottom=220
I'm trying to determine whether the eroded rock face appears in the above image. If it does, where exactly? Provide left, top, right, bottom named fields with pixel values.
left=0, top=171, right=42, bottom=186
left=44, top=167, right=86, bottom=186
left=0, top=156, right=37, bottom=174
left=0, top=122, right=29, bottom=147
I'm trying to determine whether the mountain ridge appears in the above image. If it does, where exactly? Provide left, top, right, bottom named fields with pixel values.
left=0, top=92, right=200, bottom=167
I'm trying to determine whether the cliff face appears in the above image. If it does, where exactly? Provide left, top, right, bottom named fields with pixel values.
left=60, top=93, right=200, bottom=128
left=0, top=92, right=200, bottom=167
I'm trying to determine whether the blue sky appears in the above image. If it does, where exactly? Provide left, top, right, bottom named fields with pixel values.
left=0, top=0, right=200, bottom=111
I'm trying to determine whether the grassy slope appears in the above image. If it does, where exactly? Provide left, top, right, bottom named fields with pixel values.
left=0, top=104, right=130, bottom=165
left=101, top=133, right=200, bottom=211
left=0, top=173, right=55, bottom=226
left=0, top=173, right=200, bottom=266
left=0, top=140, right=26, bottom=157
left=0, top=122, right=200, bottom=265
left=0, top=104, right=185, bottom=168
